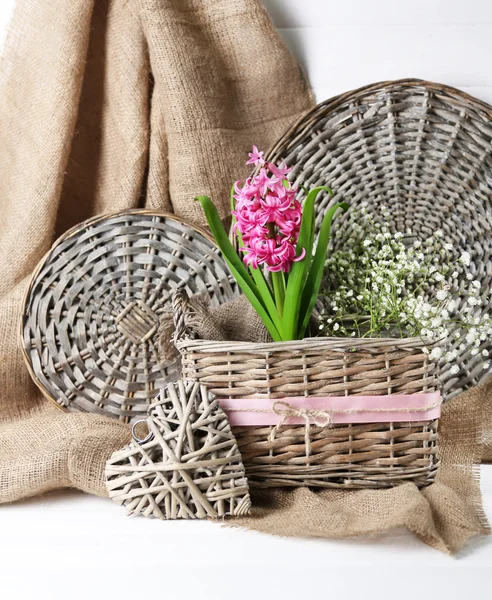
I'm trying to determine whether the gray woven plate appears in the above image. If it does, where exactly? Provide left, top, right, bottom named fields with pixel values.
left=21, top=210, right=237, bottom=422
left=264, top=79, right=492, bottom=397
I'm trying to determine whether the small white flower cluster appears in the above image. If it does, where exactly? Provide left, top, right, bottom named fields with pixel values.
left=319, top=204, right=492, bottom=375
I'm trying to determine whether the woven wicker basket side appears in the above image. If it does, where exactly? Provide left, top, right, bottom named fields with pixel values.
left=173, top=289, right=440, bottom=489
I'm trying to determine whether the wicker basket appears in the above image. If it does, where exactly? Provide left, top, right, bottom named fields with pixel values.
left=173, top=289, right=440, bottom=489
left=261, top=78, right=492, bottom=398
left=21, top=210, right=237, bottom=422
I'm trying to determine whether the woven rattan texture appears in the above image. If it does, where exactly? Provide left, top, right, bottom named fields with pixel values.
left=21, top=210, right=237, bottom=422
left=105, top=381, right=251, bottom=519
left=262, top=79, right=492, bottom=398
left=174, top=289, right=440, bottom=488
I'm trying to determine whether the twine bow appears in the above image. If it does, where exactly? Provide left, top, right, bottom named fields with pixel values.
left=269, top=401, right=333, bottom=457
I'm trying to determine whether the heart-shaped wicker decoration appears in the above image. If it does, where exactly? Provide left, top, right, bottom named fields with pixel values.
left=21, top=210, right=236, bottom=422
left=105, top=381, right=251, bottom=519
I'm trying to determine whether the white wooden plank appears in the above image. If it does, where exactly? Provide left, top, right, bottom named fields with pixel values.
left=263, top=0, right=492, bottom=27
left=277, top=25, right=492, bottom=91
left=0, top=0, right=15, bottom=53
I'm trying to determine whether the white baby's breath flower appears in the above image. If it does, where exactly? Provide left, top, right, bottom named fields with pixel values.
left=450, top=365, right=460, bottom=375
left=472, top=280, right=481, bottom=289
left=430, top=347, right=443, bottom=360
left=320, top=212, right=489, bottom=371
left=482, top=349, right=489, bottom=357
left=484, top=362, right=491, bottom=370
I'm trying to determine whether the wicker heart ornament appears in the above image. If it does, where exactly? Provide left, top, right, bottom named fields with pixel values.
left=105, top=381, right=251, bottom=519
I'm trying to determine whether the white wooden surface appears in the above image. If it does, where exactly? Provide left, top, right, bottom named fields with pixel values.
left=0, top=470, right=491, bottom=600
left=263, top=0, right=492, bottom=104
left=1, top=2, right=492, bottom=599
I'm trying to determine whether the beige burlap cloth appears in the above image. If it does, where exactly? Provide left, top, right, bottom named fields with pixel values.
left=0, top=0, right=312, bottom=502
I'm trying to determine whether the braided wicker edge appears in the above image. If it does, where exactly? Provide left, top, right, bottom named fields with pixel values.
left=263, top=78, right=492, bottom=165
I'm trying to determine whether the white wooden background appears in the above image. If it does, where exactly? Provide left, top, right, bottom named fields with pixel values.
left=1, top=0, right=491, bottom=105
left=263, top=0, right=492, bottom=104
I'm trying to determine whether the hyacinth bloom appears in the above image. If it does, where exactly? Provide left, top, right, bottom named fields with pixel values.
left=196, top=148, right=348, bottom=341
left=232, top=163, right=304, bottom=273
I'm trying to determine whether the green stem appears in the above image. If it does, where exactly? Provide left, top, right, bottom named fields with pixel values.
left=283, top=186, right=333, bottom=340
left=271, top=271, right=286, bottom=317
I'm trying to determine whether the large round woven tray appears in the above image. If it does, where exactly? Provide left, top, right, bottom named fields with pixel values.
left=262, top=79, right=492, bottom=397
left=21, top=210, right=236, bottom=422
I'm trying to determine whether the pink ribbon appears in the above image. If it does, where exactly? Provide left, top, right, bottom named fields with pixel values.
left=218, top=391, right=442, bottom=427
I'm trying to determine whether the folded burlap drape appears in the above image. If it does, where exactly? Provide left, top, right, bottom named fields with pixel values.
left=0, top=0, right=313, bottom=501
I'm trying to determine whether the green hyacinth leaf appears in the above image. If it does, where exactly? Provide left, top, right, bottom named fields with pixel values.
left=298, top=201, right=349, bottom=337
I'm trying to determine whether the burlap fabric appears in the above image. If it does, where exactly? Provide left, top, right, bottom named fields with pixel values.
left=237, top=383, right=491, bottom=554
left=180, top=299, right=490, bottom=554
left=0, top=0, right=313, bottom=502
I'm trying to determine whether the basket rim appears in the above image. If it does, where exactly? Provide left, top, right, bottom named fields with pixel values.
left=19, top=209, right=217, bottom=414
left=264, top=77, right=492, bottom=163
left=175, top=335, right=431, bottom=354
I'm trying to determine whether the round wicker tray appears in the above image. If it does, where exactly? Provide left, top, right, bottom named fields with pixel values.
left=21, top=210, right=236, bottom=422
left=262, top=79, right=492, bottom=397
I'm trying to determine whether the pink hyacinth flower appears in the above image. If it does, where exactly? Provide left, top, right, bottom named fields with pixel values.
left=246, top=145, right=265, bottom=167
left=233, top=147, right=306, bottom=274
